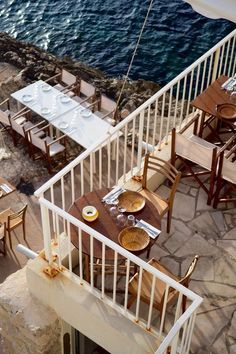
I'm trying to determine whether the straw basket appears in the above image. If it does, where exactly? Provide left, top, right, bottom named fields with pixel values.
left=118, top=226, right=150, bottom=252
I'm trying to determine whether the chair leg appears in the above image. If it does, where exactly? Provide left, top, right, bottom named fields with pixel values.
left=127, top=295, right=136, bottom=309
left=22, top=222, right=26, bottom=241
left=166, top=209, right=172, bottom=234
left=8, top=229, right=12, bottom=249
left=182, top=295, right=187, bottom=313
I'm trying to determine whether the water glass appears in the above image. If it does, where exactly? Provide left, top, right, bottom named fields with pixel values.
left=116, top=207, right=127, bottom=228
left=127, top=215, right=135, bottom=226
left=230, top=87, right=236, bottom=104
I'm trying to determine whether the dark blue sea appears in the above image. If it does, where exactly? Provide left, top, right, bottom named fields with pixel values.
left=0, top=0, right=234, bottom=85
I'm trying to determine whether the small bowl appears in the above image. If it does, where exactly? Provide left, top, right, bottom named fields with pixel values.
left=82, top=206, right=99, bottom=222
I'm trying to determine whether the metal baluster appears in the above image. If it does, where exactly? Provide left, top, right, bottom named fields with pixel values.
left=78, top=227, right=83, bottom=283
left=130, top=118, right=136, bottom=175
left=123, top=124, right=128, bottom=183
left=113, top=252, right=118, bottom=304
left=101, top=242, right=105, bottom=299
left=159, top=284, right=170, bottom=336
left=67, top=220, right=72, bottom=273
left=124, top=259, right=130, bottom=313
left=147, top=275, right=156, bottom=330
left=158, top=93, right=165, bottom=150
left=135, top=267, right=143, bottom=322
left=90, top=235, right=94, bottom=289
left=81, top=161, right=84, bottom=196
left=99, top=147, right=102, bottom=189
left=165, top=88, right=172, bottom=144
left=71, top=168, right=75, bottom=204
left=89, top=154, right=93, bottom=192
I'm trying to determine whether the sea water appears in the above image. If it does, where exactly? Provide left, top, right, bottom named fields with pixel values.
left=0, top=0, right=234, bottom=84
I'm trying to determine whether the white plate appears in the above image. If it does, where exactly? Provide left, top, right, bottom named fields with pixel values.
left=81, top=109, right=92, bottom=118
left=22, top=94, right=33, bottom=103
left=41, top=107, right=51, bottom=115
left=60, top=95, right=71, bottom=104
left=41, top=84, right=52, bottom=92
left=59, top=121, right=69, bottom=130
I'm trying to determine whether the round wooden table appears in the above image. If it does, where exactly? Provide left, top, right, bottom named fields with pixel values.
left=68, top=187, right=161, bottom=260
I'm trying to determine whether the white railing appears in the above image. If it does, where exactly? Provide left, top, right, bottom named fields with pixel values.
left=34, top=30, right=236, bottom=353
left=39, top=197, right=202, bottom=354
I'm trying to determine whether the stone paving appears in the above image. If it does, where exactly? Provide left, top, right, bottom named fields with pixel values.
left=149, top=178, right=236, bottom=354
left=1, top=172, right=236, bottom=353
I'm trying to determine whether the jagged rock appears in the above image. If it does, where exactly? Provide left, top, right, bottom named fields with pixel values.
left=0, top=32, right=162, bottom=115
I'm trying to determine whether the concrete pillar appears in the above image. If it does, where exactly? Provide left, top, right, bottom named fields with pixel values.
left=0, top=267, right=62, bottom=354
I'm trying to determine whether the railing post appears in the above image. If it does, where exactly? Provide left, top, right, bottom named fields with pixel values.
left=137, top=110, right=145, bottom=172
left=40, top=202, right=53, bottom=265
left=211, top=47, right=221, bottom=83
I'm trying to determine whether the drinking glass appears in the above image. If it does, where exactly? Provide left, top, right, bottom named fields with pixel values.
left=116, top=207, right=127, bottom=228
left=230, top=87, right=236, bottom=104
left=127, top=215, right=135, bottom=226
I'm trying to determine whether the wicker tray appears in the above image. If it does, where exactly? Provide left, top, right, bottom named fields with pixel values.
left=216, top=103, right=236, bottom=120
left=118, top=226, right=150, bottom=252
left=118, top=191, right=145, bottom=212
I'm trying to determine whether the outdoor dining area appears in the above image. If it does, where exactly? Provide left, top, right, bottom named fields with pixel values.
left=0, top=68, right=118, bottom=173
left=1, top=62, right=236, bottom=353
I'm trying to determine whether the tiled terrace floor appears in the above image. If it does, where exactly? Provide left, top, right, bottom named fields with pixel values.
left=0, top=176, right=236, bottom=354
left=151, top=178, right=236, bottom=354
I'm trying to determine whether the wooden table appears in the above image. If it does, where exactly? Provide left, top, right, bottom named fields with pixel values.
left=191, top=75, right=232, bottom=137
left=69, top=188, right=161, bottom=261
left=0, top=177, right=15, bottom=199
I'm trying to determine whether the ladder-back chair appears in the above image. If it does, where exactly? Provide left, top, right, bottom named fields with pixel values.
left=128, top=255, right=199, bottom=319
left=139, top=154, right=181, bottom=234
left=0, top=205, right=27, bottom=250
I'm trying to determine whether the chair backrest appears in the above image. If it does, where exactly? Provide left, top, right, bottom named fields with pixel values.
left=61, top=69, right=77, bottom=86
left=100, top=94, right=116, bottom=113
left=80, top=79, right=96, bottom=98
left=220, top=152, right=236, bottom=184
left=179, top=255, right=199, bottom=288
left=175, top=132, right=217, bottom=171
left=10, top=116, right=25, bottom=136
left=0, top=110, right=10, bottom=126
left=8, top=205, right=27, bottom=229
left=142, top=154, right=181, bottom=205
left=29, top=130, right=47, bottom=153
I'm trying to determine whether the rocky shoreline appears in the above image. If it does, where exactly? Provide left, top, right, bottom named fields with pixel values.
left=0, top=32, right=161, bottom=117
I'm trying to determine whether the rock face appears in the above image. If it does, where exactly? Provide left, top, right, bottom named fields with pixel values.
left=0, top=32, right=161, bottom=116
left=0, top=267, right=61, bottom=354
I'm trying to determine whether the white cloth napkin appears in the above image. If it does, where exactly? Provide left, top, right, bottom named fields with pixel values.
left=221, top=77, right=236, bottom=90
left=136, top=219, right=161, bottom=239
left=0, top=184, right=12, bottom=193
left=102, top=186, right=125, bottom=202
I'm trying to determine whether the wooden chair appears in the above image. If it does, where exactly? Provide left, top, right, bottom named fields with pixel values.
left=28, top=124, right=67, bottom=173
left=94, top=94, right=117, bottom=126
left=0, top=205, right=27, bottom=250
left=213, top=135, right=236, bottom=208
left=0, top=222, right=6, bottom=255
left=138, top=154, right=181, bottom=234
left=72, top=79, right=96, bottom=106
left=0, top=98, right=27, bottom=131
left=171, top=114, right=218, bottom=205
left=9, top=110, right=44, bottom=147
left=128, top=255, right=199, bottom=319
left=46, top=69, right=78, bottom=96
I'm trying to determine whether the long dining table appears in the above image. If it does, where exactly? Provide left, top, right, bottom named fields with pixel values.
left=11, top=80, right=112, bottom=149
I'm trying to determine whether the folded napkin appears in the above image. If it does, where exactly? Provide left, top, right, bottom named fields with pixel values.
left=136, top=219, right=161, bottom=239
left=0, top=184, right=12, bottom=193
left=221, top=77, right=236, bottom=90
left=102, top=186, right=125, bottom=202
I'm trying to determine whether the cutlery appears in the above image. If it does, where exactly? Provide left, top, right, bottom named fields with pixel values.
left=136, top=220, right=158, bottom=237
left=102, top=187, right=123, bottom=202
